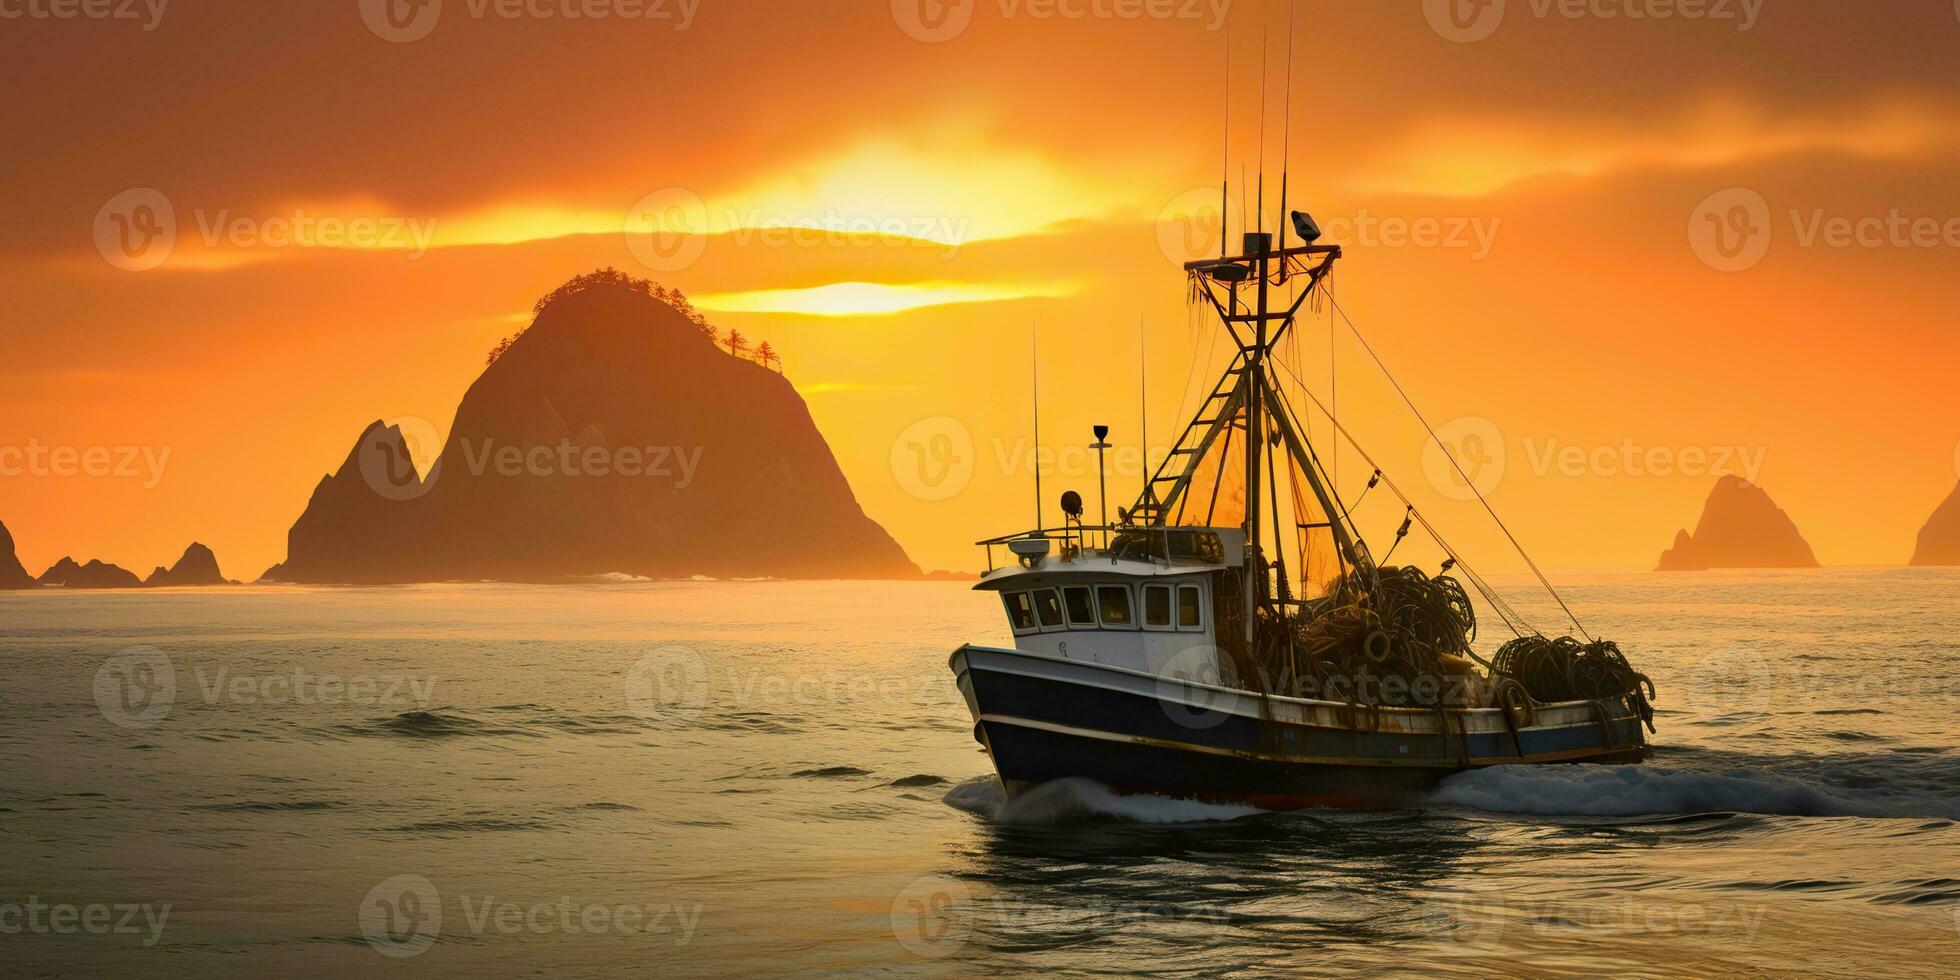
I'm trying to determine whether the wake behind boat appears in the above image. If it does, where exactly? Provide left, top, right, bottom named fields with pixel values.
left=949, top=212, right=1657, bottom=811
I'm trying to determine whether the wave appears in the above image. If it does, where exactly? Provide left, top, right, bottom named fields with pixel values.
left=1427, top=764, right=1890, bottom=818
left=790, top=766, right=873, bottom=779
left=944, top=776, right=1261, bottom=825
left=357, top=711, right=532, bottom=739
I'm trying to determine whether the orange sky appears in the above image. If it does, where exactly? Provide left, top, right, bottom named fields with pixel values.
left=2, top=1, right=1957, bottom=580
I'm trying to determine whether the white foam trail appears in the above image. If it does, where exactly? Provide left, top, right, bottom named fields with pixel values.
left=943, top=776, right=1261, bottom=825
left=1429, top=764, right=1886, bottom=818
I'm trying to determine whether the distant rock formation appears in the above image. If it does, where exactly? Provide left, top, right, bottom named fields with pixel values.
left=1657, top=476, right=1820, bottom=571
left=1910, top=481, right=1960, bottom=566
left=145, top=543, right=231, bottom=586
left=0, top=521, right=36, bottom=589
left=39, top=557, right=143, bottom=589
left=265, top=271, right=917, bottom=583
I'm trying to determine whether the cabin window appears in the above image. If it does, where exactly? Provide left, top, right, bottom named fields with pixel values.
left=1177, top=585, right=1204, bottom=630
left=1097, top=586, right=1135, bottom=628
left=1062, top=586, right=1097, bottom=627
left=1142, top=585, right=1173, bottom=629
left=1033, top=589, right=1066, bottom=630
left=1002, top=592, right=1036, bottom=633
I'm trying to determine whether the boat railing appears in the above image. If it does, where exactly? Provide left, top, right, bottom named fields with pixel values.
left=975, top=525, right=1225, bottom=573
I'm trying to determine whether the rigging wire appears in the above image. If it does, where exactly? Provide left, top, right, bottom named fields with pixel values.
left=1325, top=295, right=1592, bottom=640
left=1267, top=350, right=1535, bottom=643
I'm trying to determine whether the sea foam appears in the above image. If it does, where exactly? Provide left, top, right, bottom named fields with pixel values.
left=1428, top=763, right=1885, bottom=818
left=943, top=776, right=1261, bottom=825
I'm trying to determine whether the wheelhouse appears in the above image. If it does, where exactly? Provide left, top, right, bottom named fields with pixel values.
left=976, top=527, right=1242, bottom=677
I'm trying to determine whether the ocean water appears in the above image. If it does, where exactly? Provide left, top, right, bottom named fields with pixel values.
left=1, top=569, right=1956, bottom=978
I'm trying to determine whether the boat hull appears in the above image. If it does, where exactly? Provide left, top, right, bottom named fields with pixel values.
left=951, top=644, right=1648, bottom=810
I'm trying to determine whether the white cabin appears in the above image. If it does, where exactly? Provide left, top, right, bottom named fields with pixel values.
left=974, top=527, right=1245, bottom=679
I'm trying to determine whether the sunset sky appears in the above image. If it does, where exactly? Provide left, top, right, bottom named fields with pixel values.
left=2, top=0, right=1957, bottom=580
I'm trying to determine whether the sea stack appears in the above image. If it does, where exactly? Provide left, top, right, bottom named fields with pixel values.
left=38, top=557, right=144, bottom=589
left=1657, top=476, right=1820, bottom=571
left=145, top=543, right=231, bottom=586
left=265, top=270, right=918, bottom=583
left=1910, top=481, right=1960, bottom=566
left=0, top=521, right=36, bottom=589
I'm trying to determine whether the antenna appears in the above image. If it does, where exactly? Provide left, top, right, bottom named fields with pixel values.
left=1277, top=0, right=1296, bottom=257
left=1220, top=31, right=1231, bottom=259
left=1139, top=316, right=1149, bottom=506
left=1031, top=322, right=1043, bottom=533
left=1257, top=18, right=1268, bottom=239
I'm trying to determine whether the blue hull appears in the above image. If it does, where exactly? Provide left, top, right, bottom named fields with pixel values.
left=951, top=644, right=1648, bottom=810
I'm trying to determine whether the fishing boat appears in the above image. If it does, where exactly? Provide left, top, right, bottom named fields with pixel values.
left=947, top=215, right=1657, bottom=811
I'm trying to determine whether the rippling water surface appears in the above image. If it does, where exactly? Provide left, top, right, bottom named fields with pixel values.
left=2, top=569, right=1956, bottom=977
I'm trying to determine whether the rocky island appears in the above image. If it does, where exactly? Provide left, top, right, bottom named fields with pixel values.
left=1910, top=481, right=1960, bottom=566
left=262, top=271, right=917, bottom=584
left=1657, top=475, right=1820, bottom=570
